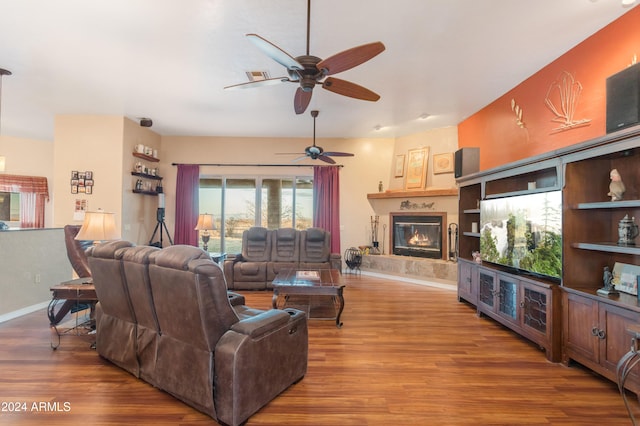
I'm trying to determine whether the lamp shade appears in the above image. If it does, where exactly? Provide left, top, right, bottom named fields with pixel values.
left=75, top=211, right=121, bottom=241
left=195, top=213, right=215, bottom=231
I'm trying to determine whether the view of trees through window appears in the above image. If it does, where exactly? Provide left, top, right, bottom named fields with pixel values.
left=0, top=192, right=20, bottom=228
left=199, top=176, right=313, bottom=254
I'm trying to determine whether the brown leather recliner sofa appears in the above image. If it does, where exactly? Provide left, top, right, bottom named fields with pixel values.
left=87, top=242, right=308, bottom=426
left=223, top=226, right=342, bottom=290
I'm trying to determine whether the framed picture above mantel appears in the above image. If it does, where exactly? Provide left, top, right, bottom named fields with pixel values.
left=405, top=147, right=429, bottom=190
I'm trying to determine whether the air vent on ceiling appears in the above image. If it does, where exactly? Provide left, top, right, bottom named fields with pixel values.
left=246, top=71, right=270, bottom=82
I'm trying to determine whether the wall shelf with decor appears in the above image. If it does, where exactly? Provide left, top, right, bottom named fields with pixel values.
left=131, top=171, right=163, bottom=181
left=132, top=152, right=159, bottom=163
left=132, top=189, right=159, bottom=196
left=456, top=127, right=640, bottom=393
left=131, top=151, right=162, bottom=195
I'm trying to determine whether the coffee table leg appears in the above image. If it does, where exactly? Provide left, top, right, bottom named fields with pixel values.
left=335, top=288, right=344, bottom=328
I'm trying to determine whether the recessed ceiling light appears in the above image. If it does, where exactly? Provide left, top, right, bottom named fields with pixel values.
left=246, top=71, right=270, bottom=82
left=622, top=0, right=635, bottom=6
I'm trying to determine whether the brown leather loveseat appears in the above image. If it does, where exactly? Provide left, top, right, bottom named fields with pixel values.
left=223, top=226, right=342, bottom=290
left=87, top=242, right=308, bottom=426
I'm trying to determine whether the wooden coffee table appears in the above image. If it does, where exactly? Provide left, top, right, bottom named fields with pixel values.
left=272, top=269, right=345, bottom=328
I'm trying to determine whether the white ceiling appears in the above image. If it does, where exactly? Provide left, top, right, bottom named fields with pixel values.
left=0, top=0, right=636, bottom=142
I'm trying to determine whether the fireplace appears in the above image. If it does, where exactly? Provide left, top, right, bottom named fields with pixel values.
left=390, top=212, right=447, bottom=260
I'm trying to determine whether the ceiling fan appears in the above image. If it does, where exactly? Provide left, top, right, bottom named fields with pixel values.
left=283, top=110, right=354, bottom=164
left=224, top=0, right=385, bottom=115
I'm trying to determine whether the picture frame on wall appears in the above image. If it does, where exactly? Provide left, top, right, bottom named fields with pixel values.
left=613, top=262, right=640, bottom=295
left=433, top=152, right=455, bottom=174
left=405, top=147, right=429, bottom=190
left=394, top=154, right=405, bottom=177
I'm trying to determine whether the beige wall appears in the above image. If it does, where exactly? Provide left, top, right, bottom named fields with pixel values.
left=0, top=135, right=55, bottom=226
left=122, top=118, right=161, bottom=244
left=53, top=115, right=125, bottom=228
left=389, top=126, right=459, bottom=191
left=160, top=135, right=395, bottom=251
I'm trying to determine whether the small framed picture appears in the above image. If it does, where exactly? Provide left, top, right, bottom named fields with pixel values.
left=71, top=171, right=79, bottom=179
left=71, top=185, right=78, bottom=194
left=394, top=154, right=405, bottom=177
left=613, top=262, right=640, bottom=295
left=85, top=186, right=93, bottom=194
left=85, top=171, right=93, bottom=179
left=433, top=152, right=455, bottom=174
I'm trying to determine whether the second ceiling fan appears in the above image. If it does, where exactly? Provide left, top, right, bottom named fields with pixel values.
left=285, top=110, right=354, bottom=164
left=224, top=0, right=385, bottom=114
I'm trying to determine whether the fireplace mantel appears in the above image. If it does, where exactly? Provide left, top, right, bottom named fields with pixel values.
left=367, top=187, right=457, bottom=200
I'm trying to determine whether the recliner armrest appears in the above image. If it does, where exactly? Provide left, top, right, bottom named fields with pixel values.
left=230, top=309, right=291, bottom=338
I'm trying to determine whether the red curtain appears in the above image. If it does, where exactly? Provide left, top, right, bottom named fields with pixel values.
left=174, top=164, right=199, bottom=246
left=0, top=174, right=48, bottom=228
left=313, top=166, right=341, bottom=253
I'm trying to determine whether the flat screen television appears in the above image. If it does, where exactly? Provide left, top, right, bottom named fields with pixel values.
left=479, top=190, right=562, bottom=282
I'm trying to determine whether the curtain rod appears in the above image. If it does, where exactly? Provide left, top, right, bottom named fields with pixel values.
left=171, top=163, right=343, bottom=168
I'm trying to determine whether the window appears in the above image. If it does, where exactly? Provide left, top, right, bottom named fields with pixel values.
left=199, top=176, right=313, bottom=253
left=0, top=192, right=20, bottom=228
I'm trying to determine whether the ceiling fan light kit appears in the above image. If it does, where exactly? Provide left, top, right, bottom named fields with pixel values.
left=224, top=0, right=385, bottom=115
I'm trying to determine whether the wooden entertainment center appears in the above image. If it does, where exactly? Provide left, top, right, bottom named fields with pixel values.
left=457, top=127, right=640, bottom=392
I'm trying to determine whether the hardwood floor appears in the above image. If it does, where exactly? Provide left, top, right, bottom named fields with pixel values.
left=0, top=274, right=638, bottom=425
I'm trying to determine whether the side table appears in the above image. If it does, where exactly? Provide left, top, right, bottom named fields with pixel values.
left=48, top=278, right=98, bottom=350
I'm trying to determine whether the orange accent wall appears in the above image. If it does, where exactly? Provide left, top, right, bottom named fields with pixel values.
left=458, top=6, right=640, bottom=171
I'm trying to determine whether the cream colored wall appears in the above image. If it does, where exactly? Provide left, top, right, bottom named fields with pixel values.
left=0, top=135, right=55, bottom=226
left=388, top=126, right=459, bottom=191
left=52, top=115, right=126, bottom=229
left=122, top=118, right=161, bottom=244
left=160, top=135, right=395, bottom=252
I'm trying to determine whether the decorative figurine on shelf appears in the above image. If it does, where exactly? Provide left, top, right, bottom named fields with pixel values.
left=608, top=168, right=625, bottom=201
left=378, top=181, right=383, bottom=192
left=472, top=251, right=482, bottom=264
left=597, top=266, right=619, bottom=296
left=618, top=214, right=639, bottom=246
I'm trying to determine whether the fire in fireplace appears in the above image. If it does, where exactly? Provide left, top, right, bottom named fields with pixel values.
left=390, top=212, right=447, bottom=259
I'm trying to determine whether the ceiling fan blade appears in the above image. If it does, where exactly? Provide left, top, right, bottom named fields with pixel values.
left=224, top=77, right=289, bottom=90
left=317, top=42, right=385, bottom=76
left=322, top=77, right=380, bottom=101
left=292, top=155, right=309, bottom=163
left=246, top=34, right=303, bottom=71
left=318, top=155, right=336, bottom=164
left=324, top=152, right=355, bottom=157
left=294, top=87, right=313, bottom=114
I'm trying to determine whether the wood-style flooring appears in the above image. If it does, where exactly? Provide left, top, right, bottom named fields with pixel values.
left=0, top=274, right=638, bottom=425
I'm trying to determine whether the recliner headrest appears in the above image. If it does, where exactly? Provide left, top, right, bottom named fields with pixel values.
left=87, top=240, right=134, bottom=259
left=306, top=227, right=327, bottom=242
left=246, top=226, right=268, bottom=241
left=150, top=245, right=211, bottom=270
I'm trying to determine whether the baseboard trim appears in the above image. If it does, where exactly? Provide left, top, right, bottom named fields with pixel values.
left=0, top=301, right=50, bottom=324
left=357, top=270, right=456, bottom=291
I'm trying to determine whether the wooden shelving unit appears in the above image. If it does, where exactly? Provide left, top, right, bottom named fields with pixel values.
left=456, top=128, right=640, bottom=393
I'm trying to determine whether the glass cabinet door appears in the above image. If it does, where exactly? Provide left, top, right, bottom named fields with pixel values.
left=498, top=275, right=518, bottom=324
left=479, top=270, right=496, bottom=308
left=522, top=285, right=548, bottom=334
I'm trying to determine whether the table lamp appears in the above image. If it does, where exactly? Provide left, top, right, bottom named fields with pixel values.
left=195, top=213, right=215, bottom=252
left=75, top=210, right=121, bottom=244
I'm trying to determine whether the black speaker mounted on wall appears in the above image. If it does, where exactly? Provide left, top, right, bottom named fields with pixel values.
left=454, top=147, right=480, bottom=178
left=606, top=62, right=640, bottom=134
